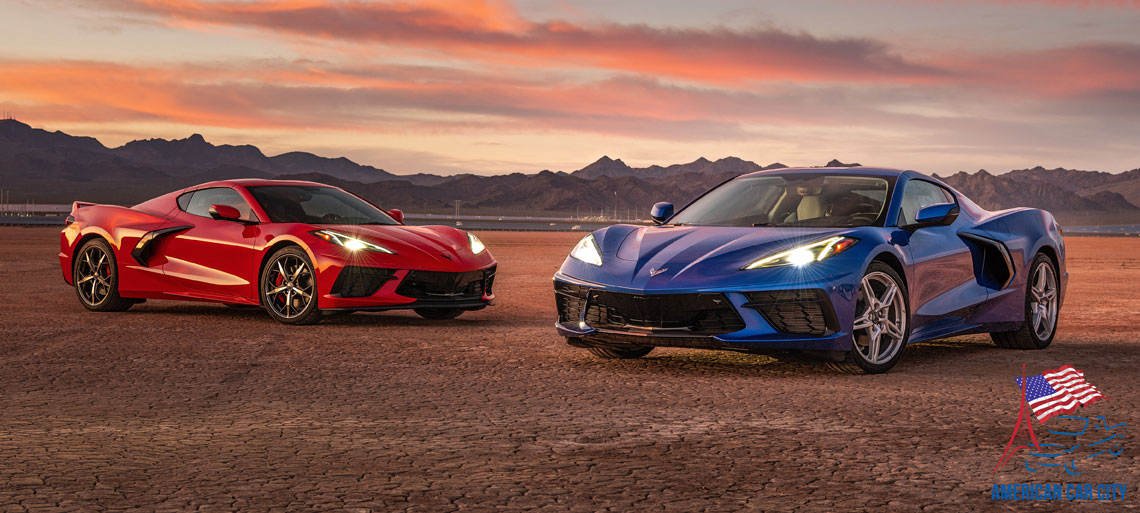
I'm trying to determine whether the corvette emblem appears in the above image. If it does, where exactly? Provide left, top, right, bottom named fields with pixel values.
left=649, top=267, right=668, bottom=277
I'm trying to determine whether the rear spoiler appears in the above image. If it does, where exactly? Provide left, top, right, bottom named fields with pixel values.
left=66, top=201, right=98, bottom=224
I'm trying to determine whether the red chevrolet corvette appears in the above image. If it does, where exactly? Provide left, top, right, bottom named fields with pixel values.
left=60, top=179, right=496, bottom=324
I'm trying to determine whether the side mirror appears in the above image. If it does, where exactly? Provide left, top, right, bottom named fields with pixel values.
left=650, top=202, right=674, bottom=224
left=387, top=208, right=404, bottom=224
left=209, top=204, right=243, bottom=222
left=910, top=202, right=959, bottom=229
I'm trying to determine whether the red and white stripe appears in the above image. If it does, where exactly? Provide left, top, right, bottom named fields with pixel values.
left=1028, top=366, right=1106, bottom=422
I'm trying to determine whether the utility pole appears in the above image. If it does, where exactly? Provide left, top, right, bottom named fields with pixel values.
left=613, top=191, right=618, bottom=221
left=453, top=200, right=460, bottom=220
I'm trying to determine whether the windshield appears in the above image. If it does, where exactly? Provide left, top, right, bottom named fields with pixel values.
left=668, top=173, right=893, bottom=228
left=246, top=185, right=398, bottom=225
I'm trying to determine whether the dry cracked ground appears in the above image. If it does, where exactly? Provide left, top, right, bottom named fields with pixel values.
left=1, top=227, right=1137, bottom=512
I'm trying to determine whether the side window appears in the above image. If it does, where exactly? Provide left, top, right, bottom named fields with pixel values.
left=177, top=192, right=194, bottom=211
left=183, top=187, right=258, bottom=222
left=898, top=180, right=953, bottom=226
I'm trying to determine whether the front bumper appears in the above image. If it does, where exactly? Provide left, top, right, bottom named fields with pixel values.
left=553, top=272, right=856, bottom=352
left=316, top=262, right=497, bottom=311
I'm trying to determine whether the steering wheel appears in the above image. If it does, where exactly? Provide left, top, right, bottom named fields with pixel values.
left=320, top=213, right=343, bottom=223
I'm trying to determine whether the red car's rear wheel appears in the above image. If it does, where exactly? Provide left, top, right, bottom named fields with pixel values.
left=73, top=238, right=134, bottom=312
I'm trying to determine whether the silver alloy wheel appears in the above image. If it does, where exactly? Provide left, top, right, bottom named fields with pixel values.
left=76, top=245, right=112, bottom=306
left=1029, top=260, right=1059, bottom=340
left=852, top=271, right=907, bottom=365
left=264, top=254, right=315, bottom=319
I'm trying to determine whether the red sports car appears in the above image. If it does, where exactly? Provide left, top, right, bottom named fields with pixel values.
left=60, top=179, right=496, bottom=324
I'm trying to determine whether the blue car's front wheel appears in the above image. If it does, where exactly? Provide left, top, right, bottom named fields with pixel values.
left=829, top=262, right=910, bottom=374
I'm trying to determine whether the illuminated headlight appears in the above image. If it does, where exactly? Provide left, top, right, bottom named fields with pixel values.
left=311, top=229, right=395, bottom=254
left=468, top=232, right=486, bottom=254
left=570, top=233, right=603, bottom=266
left=743, top=236, right=858, bottom=269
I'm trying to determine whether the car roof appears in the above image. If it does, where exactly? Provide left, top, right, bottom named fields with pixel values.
left=739, top=166, right=917, bottom=179
left=192, top=178, right=332, bottom=189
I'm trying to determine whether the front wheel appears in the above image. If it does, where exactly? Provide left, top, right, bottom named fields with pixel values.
left=990, top=253, right=1058, bottom=350
left=828, top=262, right=910, bottom=374
left=261, top=247, right=322, bottom=325
left=73, top=238, right=134, bottom=312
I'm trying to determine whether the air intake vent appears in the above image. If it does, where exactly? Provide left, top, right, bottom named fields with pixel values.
left=331, top=267, right=396, bottom=298
left=743, top=289, right=837, bottom=336
left=960, top=233, right=1014, bottom=290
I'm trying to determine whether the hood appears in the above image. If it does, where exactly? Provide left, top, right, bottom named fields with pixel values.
left=312, top=224, right=492, bottom=270
left=566, top=224, right=851, bottom=290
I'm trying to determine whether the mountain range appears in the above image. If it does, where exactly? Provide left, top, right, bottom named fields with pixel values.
left=2, top=119, right=1138, bottom=225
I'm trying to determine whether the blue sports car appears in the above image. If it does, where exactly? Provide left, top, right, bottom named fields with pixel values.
left=553, top=167, right=1066, bottom=373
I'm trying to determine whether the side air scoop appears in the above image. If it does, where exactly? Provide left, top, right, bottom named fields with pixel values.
left=131, top=225, right=192, bottom=266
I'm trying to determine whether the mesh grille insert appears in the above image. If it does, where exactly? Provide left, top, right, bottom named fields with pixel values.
left=330, top=267, right=396, bottom=298
left=396, top=266, right=496, bottom=299
left=743, top=289, right=836, bottom=336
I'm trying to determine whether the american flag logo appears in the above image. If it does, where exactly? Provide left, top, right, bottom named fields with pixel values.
left=1015, top=365, right=1106, bottom=424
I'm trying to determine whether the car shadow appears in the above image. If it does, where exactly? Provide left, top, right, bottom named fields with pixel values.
left=564, top=334, right=1133, bottom=379
left=126, top=303, right=497, bottom=327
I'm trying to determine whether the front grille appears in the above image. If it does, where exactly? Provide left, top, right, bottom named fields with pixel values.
left=555, top=282, right=745, bottom=335
left=396, top=266, right=496, bottom=299
left=330, top=267, right=396, bottom=298
left=743, top=289, right=836, bottom=336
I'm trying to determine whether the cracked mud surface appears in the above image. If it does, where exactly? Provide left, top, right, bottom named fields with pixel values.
left=1, top=228, right=1136, bottom=511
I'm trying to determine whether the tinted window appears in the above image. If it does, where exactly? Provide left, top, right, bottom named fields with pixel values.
left=668, top=174, right=893, bottom=228
left=246, top=186, right=398, bottom=225
left=898, top=180, right=954, bottom=226
left=177, top=191, right=193, bottom=211
left=184, top=187, right=258, bottom=222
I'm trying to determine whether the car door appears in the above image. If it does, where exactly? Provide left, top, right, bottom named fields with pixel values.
left=159, top=187, right=261, bottom=302
left=897, top=179, right=988, bottom=336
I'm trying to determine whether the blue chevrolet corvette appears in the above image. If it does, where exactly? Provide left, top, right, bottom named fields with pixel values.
left=553, top=167, right=1066, bottom=373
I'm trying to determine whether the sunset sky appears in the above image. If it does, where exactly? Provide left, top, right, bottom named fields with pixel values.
left=2, top=0, right=1138, bottom=176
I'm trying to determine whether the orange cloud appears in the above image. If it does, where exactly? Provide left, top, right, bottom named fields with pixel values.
left=105, top=0, right=945, bottom=86
left=95, top=0, right=1140, bottom=93
left=3, top=44, right=1139, bottom=144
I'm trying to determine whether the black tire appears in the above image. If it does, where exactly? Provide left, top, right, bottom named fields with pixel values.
left=414, top=308, right=465, bottom=320
left=585, top=344, right=654, bottom=359
left=260, top=247, right=322, bottom=325
left=828, top=261, right=910, bottom=374
left=72, top=238, right=134, bottom=312
left=990, top=253, right=1058, bottom=350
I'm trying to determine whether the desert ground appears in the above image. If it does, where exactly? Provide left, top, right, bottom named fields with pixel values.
left=0, top=227, right=1136, bottom=512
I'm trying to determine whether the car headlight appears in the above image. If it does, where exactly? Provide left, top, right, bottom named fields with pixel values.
left=743, top=236, right=858, bottom=269
left=311, top=229, right=396, bottom=254
left=468, top=232, right=486, bottom=254
left=570, top=233, right=603, bottom=266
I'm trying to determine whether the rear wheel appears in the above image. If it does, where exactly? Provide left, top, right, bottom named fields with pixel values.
left=73, top=238, right=134, bottom=312
left=261, top=247, right=322, bottom=325
left=828, top=262, right=909, bottom=374
left=585, top=344, right=653, bottom=359
left=414, top=308, right=465, bottom=320
left=990, top=253, right=1058, bottom=349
